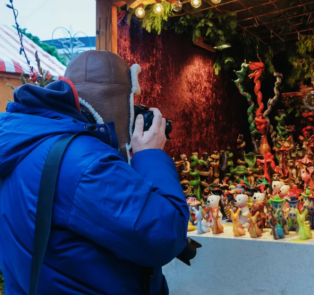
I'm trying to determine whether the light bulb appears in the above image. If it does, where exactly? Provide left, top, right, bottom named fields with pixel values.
left=153, top=3, right=164, bottom=15
left=211, top=0, right=221, bottom=4
left=135, top=6, right=145, bottom=18
left=172, top=1, right=183, bottom=12
left=190, top=0, right=202, bottom=8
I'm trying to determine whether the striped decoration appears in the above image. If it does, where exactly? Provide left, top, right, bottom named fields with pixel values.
left=0, top=24, right=66, bottom=80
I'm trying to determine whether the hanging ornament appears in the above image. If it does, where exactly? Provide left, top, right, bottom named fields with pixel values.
left=135, top=5, right=145, bottom=18
left=172, top=0, right=183, bottom=12
left=211, top=0, right=221, bottom=4
left=190, top=0, right=202, bottom=8
left=154, top=3, right=164, bottom=15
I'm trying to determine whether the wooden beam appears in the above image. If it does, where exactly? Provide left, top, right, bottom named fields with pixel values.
left=111, top=6, right=118, bottom=53
left=96, top=0, right=113, bottom=51
left=193, top=37, right=216, bottom=53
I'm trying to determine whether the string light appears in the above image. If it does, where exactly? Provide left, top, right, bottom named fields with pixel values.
left=190, top=0, right=202, bottom=8
left=153, top=2, right=164, bottom=15
left=172, top=0, right=183, bottom=12
left=211, top=0, right=221, bottom=4
left=6, top=0, right=37, bottom=81
left=135, top=4, right=145, bottom=18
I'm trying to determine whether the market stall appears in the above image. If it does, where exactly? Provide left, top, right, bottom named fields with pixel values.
left=111, top=1, right=314, bottom=294
left=2, top=0, right=314, bottom=294
left=0, top=24, right=66, bottom=112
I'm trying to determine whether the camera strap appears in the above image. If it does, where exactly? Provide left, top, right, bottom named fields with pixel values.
left=28, top=132, right=92, bottom=295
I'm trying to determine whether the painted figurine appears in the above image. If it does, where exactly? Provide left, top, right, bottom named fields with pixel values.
left=276, top=209, right=289, bottom=235
left=296, top=209, right=313, bottom=240
left=192, top=205, right=210, bottom=234
left=234, top=194, right=249, bottom=228
left=190, top=153, right=202, bottom=200
left=251, top=192, right=266, bottom=230
left=287, top=197, right=300, bottom=232
left=206, top=195, right=224, bottom=234
left=269, top=195, right=286, bottom=211
left=306, top=195, right=314, bottom=229
left=269, top=209, right=285, bottom=240
left=229, top=208, right=246, bottom=237
left=247, top=211, right=262, bottom=238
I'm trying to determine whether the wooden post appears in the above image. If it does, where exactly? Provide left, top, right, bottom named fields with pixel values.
left=96, top=0, right=117, bottom=53
left=95, top=0, right=137, bottom=53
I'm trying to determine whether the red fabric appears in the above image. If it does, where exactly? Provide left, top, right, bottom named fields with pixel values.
left=118, top=22, right=248, bottom=158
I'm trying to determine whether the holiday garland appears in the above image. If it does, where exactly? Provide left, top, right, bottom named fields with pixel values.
left=127, top=3, right=314, bottom=87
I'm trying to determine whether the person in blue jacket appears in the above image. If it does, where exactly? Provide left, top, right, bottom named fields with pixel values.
left=0, top=50, right=189, bottom=295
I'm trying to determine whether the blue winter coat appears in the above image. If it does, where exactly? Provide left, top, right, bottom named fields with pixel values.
left=0, top=80, right=189, bottom=295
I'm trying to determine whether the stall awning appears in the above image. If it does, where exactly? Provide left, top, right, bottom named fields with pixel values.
left=0, top=24, right=66, bottom=79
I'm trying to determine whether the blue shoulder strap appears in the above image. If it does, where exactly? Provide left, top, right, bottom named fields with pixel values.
left=28, top=132, right=89, bottom=295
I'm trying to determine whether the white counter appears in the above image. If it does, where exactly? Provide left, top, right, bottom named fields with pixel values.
left=163, top=223, right=314, bottom=295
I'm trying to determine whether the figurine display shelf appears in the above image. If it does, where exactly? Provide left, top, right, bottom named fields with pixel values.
left=296, top=209, right=313, bottom=240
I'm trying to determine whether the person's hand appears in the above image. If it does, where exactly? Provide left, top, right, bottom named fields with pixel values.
left=132, top=108, right=167, bottom=154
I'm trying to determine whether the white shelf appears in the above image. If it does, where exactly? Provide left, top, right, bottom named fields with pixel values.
left=163, top=222, right=314, bottom=295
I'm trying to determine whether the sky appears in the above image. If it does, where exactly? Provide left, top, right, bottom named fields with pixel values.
left=0, top=0, right=96, bottom=40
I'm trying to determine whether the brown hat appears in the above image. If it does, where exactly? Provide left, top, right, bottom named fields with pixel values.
left=64, top=50, right=141, bottom=161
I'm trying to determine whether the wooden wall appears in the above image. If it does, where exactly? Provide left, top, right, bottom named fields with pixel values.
left=0, top=73, right=22, bottom=112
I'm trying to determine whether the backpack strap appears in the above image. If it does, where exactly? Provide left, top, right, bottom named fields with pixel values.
left=28, top=132, right=90, bottom=295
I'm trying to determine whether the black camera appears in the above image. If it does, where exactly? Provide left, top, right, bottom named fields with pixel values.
left=134, top=105, right=172, bottom=140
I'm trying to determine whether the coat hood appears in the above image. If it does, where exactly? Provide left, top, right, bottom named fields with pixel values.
left=0, top=80, right=119, bottom=177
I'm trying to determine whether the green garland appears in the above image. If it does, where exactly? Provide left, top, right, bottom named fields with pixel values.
left=127, top=4, right=313, bottom=86
left=19, top=28, right=67, bottom=66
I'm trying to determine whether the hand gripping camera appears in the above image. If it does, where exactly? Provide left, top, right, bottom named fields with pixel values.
left=134, top=105, right=173, bottom=140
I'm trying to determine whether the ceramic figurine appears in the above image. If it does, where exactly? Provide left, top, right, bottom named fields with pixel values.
left=251, top=192, right=266, bottom=230
left=287, top=197, right=300, bottom=231
left=234, top=194, right=249, bottom=228
left=177, top=154, right=191, bottom=196
left=210, top=151, right=220, bottom=184
left=219, top=150, right=229, bottom=182
left=200, top=152, right=213, bottom=187
left=249, top=56, right=270, bottom=156
left=223, top=192, right=235, bottom=221
left=276, top=209, right=289, bottom=235
left=269, top=209, right=285, bottom=240
left=269, top=195, right=286, bottom=211
left=206, top=195, right=224, bottom=234
left=272, top=180, right=285, bottom=195
left=264, top=71, right=283, bottom=148
left=192, top=205, right=210, bottom=234
left=286, top=159, right=299, bottom=188
left=257, top=152, right=281, bottom=183
left=300, top=189, right=312, bottom=209
left=236, top=134, right=246, bottom=160
left=306, top=195, right=314, bottom=229
left=300, top=166, right=314, bottom=191
left=247, top=211, right=262, bottom=238
left=288, top=208, right=299, bottom=232
left=296, top=209, right=313, bottom=240
left=229, top=208, right=246, bottom=237
left=233, top=61, right=259, bottom=154
left=190, top=153, right=202, bottom=201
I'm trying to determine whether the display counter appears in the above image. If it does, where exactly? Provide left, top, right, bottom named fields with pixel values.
left=163, top=223, right=314, bottom=295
